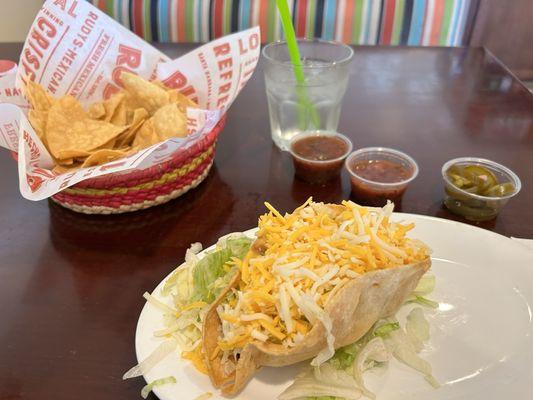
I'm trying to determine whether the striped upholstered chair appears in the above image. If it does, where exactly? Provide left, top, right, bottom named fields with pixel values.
left=88, top=0, right=478, bottom=46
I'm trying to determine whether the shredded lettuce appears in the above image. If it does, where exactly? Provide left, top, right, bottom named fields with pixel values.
left=329, top=342, right=360, bottom=371
left=126, top=235, right=253, bottom=389
left=352, top=337, right=389, bottom=399
left=141, top=376, right=176, bottom=399
left=192, top=236, right=252, bottom=303
left=406, top=296, right=439, bottom=309
left=294, top=272, right=439, bottom=400
left=330, top=329, right=371, bottom=370
left=278, top=364, right=362, bottom=400
left=123, top=340, right=177, bottom=380
left=406, top=308, right=430, bottom=352
left=384, top=327, right=439, bottom=388
left=406, top=273, right=438, bottom=308
left=223, top=235, right=254, bottom=259
left=161, top=243, right=202, bottom=297
left=163, top=237, right=252, bottom=353
left=329, top=321, right=398, bottom=371
left=308, top=397, right=339, bottom=400
left=412, top=274, right=435, bottom=296
left=307, top=314, right=436, bottom=400
left=373, top=322, right=400, bottom=338
left=192, top=247, right=231, bottom=302
left=143, top=292, right=177, bottom=314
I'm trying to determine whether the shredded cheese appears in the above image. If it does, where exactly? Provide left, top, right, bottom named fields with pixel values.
left=214, top=199, right=430, bottom=366
left=193, top=392, right=212, bottom=400
left=240, top=313, right=275, bottom=323
left=182, top=344, right=208, bottom=375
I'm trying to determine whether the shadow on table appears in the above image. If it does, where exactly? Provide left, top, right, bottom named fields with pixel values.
left=291, top=175, right=347, bottom=204
left=22, top=165, right=237, bottom=334
left=10, top=166, right=238, bottom=396
left=48, top=165, right=235, bottom=262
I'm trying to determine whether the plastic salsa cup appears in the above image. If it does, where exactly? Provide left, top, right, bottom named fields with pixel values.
left=441, top=157, right=521, bottom=221
left=345, top=147, right=419, bottom=206
left=289, top=131, right=353, bottom=184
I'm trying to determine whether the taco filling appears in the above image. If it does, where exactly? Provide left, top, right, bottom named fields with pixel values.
left=200, top=199, right=430, bottom=394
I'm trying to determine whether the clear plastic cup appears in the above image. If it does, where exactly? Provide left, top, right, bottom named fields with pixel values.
left=345, top=147, right=419, bottom=207
left=262, top=39, right=353, bottom=150
left=289, top=130, right=352, bottom=184
left=441, top=157, right=522, bottom=221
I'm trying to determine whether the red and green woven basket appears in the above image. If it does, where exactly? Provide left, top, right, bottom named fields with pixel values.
left=51, top=118, right=225, bottom=214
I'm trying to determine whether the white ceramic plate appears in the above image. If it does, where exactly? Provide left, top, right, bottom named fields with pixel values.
left=135, top=214, right=533, bottom=400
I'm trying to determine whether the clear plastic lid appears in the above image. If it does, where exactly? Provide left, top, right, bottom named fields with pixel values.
left=441, top=157, right=522, bottom=200
left=345, top=147, right=419, bottom=188
left=289, top=131, right=353, bottom=164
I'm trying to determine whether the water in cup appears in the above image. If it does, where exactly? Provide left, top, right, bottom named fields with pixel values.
left=265, top=59, right=349, bottom=150
left=262, top=40, right=353, bottom=150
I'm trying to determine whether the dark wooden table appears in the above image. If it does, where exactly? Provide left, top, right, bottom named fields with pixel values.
left=0, top=43, right=532, bottom=400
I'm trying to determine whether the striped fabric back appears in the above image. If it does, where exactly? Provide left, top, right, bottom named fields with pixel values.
left=88, top=0, right=476, bottom=46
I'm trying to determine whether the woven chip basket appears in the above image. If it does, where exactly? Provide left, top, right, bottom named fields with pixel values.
left=50, top=118, right=225, bottom=214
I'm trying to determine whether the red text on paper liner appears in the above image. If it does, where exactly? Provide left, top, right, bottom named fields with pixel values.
left=20, top=0, right=148, bottom=100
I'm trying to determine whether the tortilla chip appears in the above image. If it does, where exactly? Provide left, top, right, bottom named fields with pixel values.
left=120, top=71, right=169, bottom=114
left=88, top=93, right=127, bottom=123
left=169, top=89, right=198, bottom=113
left=28, top=109, right=48, bottom=144
left=132, top=118, right=159, bottom=149
left=126, top=145, right=140, bottom=154
left=25, top=80, right=55, bottom=111
left=100, top=137, right=117, bottom=149
left=52, top=162, right=82, bottom=174
left=152, top=103, right=188, bottom=140
left=55, top=149, right=93, bottom=159
left=56, top=157, right=74, bottom=166
left=46, top=96, right=126, bottom=159
left=110, top=102, right=128, bottom=126
left=116, top=108, right=149, bottom=148
left=81, top=149, right=127, bottom=168
left=105, top=92, right=124, bottom=117
left=26, top=75, right=195, bottom=171
left=203, top=257, right=431, bottom=395
left=88, top=102, right=106, bottom=119
left=151, top=80, right=168, bottom=90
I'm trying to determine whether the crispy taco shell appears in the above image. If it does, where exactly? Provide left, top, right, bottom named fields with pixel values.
left=202, top=257, right=431, bottom=395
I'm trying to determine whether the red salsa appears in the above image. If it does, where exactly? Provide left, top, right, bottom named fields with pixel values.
left=290, top=134, right=351, bottom=184
left=292, top=136, right=349, bottom=161
left=351, top=160, right=411, bottom=183
left=348, top=159, right=413, bottom=206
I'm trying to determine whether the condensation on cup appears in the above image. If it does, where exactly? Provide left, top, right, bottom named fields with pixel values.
left=0, top=60, right=17, bottom=77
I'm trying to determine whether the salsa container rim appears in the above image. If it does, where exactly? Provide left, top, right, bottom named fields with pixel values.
left=441, top=157, right=522, bottom=201
left=289, top=130, right=353, bottom=165
left=345, top=146, right=419, bottom=188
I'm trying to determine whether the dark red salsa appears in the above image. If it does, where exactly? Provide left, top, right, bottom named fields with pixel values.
left=290, top=134, right=351, bottom=184
left=348, top=159, right=413, bottom=206
left=291, top=135, right=349, bottom=161
left=351, top=159, right=411, bottom=183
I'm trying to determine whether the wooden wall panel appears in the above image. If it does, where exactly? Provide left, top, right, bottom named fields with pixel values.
left=470, top=0, right=533, bottom=80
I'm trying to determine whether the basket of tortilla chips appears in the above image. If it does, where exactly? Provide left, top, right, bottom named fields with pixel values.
left=0, top=0, right=260, bottom=214
left=25, top=74, right=224, bottom=214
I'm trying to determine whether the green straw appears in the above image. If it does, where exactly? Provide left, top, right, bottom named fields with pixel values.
left=275, top=0, right=320, bottom=129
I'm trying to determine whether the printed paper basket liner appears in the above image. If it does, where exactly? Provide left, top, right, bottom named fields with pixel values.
left=0, top=0, right=260, bottom=214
